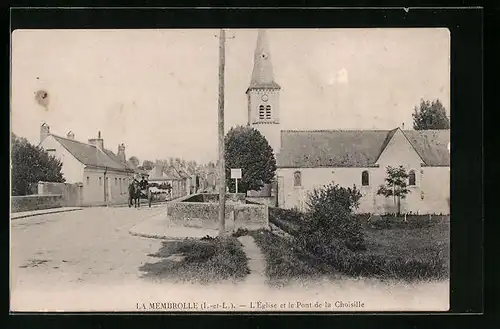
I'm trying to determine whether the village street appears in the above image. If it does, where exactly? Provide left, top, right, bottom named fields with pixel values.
left=11, top=206, right=165, bottom=289
left=11, top=206, right=449, bottom=312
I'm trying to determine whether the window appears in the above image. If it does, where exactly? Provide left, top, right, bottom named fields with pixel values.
left=409, top=170, right=416, bottom=186
left=86, top=176, right=90, bottom=185
left=99, top=177, right=102, bottom=186
left=119, top=178, right=122, bottom=194
left=259, top=105, right=265, bottom=119
left=361, top=170, right=369, bottom=186
left=294, top=171, right=302, bottom=187
left=265, top=105, right=272, bottom=119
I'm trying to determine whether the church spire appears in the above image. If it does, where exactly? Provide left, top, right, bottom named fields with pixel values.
left=247, top=29, right=281, bottom=93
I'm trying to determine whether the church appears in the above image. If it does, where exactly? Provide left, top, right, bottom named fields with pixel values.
left=245, top=30, right=450, bottom=215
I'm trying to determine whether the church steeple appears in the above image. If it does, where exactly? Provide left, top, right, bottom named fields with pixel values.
left=247, top=29, right=281, bottom=92
left=246, top=29, right=282, bottom=156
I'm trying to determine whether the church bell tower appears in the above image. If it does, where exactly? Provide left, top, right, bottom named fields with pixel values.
left=246, top=29, right=281, bottom=155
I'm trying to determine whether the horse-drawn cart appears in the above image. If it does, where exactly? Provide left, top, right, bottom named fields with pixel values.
left=129, top=181, right=168, bottom=208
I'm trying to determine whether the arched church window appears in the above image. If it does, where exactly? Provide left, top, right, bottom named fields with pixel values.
left=294, top=171, right=302, bottom=187
left=409, top=170, right=416, bottom=186
left=361, top=170, right=369, bottom=186
left=265, top=105, right=272, bottom=119
left=259, top=105, right=265, bottom=119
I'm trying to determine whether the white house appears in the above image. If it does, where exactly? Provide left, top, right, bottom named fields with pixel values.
left=38, top=123, right=135, bottom=206
left=245, top=29, right=450, bottom=215
left=148, top=164, right=187, bottom=199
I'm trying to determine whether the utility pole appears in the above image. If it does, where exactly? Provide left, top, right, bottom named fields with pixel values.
left=217, top=28, right=227, bottom=236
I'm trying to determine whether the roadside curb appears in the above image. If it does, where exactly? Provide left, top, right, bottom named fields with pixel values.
left=11, top=208, right=83, bottom=220
left=129, top=230, right=187, bottom=241
left=129, top=212, right=218, bottom=241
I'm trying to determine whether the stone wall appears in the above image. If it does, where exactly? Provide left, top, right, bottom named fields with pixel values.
left=167, top=198, right=268, bottom=231
left=38, top=181, right=83, bottom=207
left=246, top=196, right=276, bottom=207
left=183, top=193, right=247, bottom=204
left=11, top=195, right=64, bottom=213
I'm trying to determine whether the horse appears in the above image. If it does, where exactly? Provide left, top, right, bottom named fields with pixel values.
left=128, top=181, right=141, bottom=208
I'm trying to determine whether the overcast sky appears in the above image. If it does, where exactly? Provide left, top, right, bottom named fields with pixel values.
left=11, top=28, right=450, bottom=164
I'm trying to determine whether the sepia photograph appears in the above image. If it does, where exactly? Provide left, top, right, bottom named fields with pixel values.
left=10, top=27, right=451, bottom=312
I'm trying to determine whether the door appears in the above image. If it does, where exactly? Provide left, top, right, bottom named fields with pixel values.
left=104, top=177, right=109, bottom=202
left=277, top=176, right=285, bottom=208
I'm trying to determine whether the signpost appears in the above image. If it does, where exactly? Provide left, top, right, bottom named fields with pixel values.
left=231, top=168, right=242, bottom=193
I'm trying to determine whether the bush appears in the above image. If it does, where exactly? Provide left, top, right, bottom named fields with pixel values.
left=306, top=182, right=362, bottom=213
left=302, top=183, right=365, bottom=251
left=269, top=207, right=304, bottom=223
left=232, top=227, right=249, bottom=237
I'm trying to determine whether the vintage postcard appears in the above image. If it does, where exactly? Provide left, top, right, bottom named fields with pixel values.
left=10, top=28, right=450, bottom=312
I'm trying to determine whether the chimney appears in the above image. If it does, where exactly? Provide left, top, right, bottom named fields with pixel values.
left=40, top=123, right=50, bottom=143
left=66, top=130, right=75, bottom=140
left=88, top=131, right=104, bottom=150
left=117, top=143, right=126, bottom=163
left=401, top=123, right=405, bottom=129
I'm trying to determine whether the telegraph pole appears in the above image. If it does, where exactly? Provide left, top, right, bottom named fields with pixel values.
left=217, top=29, right=227, bottom=236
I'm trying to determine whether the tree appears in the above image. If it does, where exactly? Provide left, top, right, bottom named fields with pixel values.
left=128, top=156, right=140, bottom=168
left=142, top=160, right=154, bottom=171
left=11, top=133, right=65, bottom=196
left=224, top=125, right=276, bottom=194
left=412, top=99, right=450, bottom=130
left=299, top=183, right=365, bottom=252
left=377, top=165, right=411, bottom=215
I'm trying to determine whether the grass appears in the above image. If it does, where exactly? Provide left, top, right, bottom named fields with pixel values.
left=249, top=229, right=338, bottom=287
left=362, top=220, right=450, bottom=275
left=139, top=236, right=250, bottom=284
left=266, top=208, right=450, bottom=283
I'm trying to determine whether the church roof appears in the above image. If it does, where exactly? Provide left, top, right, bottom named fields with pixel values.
left=247, top=29, right=281, bottom=92
left=277, top=129, right=450, bottom=168
left=51, top=134, right=134, bottom=172
left=401, top=130, right=450, bottom=166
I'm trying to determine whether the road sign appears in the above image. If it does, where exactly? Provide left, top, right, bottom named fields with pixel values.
left=231, top=169, right=242, bottom=179
left=231, top=169, right=242, bottom=193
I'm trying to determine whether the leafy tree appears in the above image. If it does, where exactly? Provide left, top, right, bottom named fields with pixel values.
left=11, top=133, right=65, bottom=196
left=142, top=160, right=154, bottom=171
left=128, top=156, right=140, bottom=168
left=299, top=183, right=365, bottom=252
left=306, top=182, right=362, bottom=214
left=412, top=99, right=450, bottom=130
left=377, top=165, right=411, bottom=215
left=224, top=125, right=276, bottom=194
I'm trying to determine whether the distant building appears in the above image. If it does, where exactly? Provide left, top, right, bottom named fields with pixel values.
left=147, top=164, right=187, bottom=199
left=245, top=29, right=450, bottom=214
left=38, top=123, right=135, bottom=205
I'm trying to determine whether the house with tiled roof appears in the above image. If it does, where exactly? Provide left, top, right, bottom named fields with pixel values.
left=38, top=123, right=135, bottom=205
left=147, top=164, right=187, bottom=199
left=245, top=30, right=450, bottom=214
